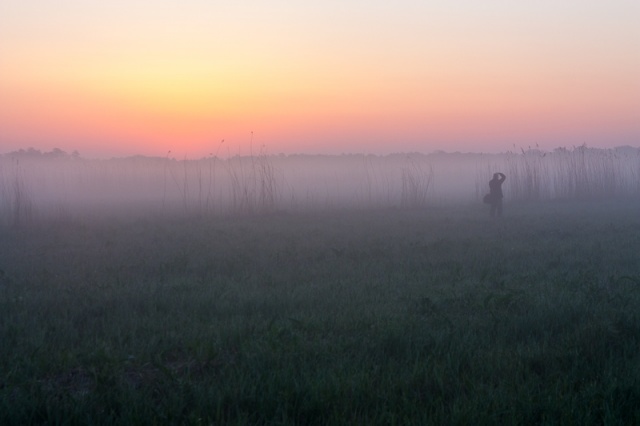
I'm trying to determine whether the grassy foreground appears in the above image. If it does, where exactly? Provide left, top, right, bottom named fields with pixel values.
left=1, top=201, right=640, bottom=425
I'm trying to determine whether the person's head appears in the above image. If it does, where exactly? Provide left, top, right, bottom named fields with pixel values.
left=493, top=173, right=500, bottom=179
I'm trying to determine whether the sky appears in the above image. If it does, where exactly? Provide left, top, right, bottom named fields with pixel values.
left=1, top=1, right=639, bottom=158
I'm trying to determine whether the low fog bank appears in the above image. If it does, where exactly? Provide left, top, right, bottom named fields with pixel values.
left=1, top=146, right=639, bottom=226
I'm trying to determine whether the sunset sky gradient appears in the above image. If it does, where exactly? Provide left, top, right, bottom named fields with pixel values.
left=1, top=1, right=638, bottom=158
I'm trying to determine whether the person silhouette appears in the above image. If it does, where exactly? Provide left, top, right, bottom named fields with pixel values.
left=489, top=172, right=506, bottom=217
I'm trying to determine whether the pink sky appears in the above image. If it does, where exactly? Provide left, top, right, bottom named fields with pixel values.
left=1, top=1, right=638, bottom=158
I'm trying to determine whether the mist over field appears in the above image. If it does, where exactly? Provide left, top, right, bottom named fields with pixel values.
left=1, top=145, right=639, bottom=225
left=2, top=145, right=640, bottom=424
left=2, top=0, right=639, bottom=420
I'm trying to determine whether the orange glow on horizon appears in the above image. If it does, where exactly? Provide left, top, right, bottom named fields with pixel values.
left=1, top=1, right=638, bottom=157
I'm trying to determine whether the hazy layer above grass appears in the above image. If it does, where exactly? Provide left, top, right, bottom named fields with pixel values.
left=1, top=201, right=640, bottom=424
left=3, top=146, right=640, bottom=226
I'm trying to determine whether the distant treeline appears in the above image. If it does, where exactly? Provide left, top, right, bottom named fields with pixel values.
left=3, top=145, right=640, bottom=162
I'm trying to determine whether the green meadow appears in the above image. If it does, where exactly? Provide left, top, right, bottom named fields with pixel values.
left=1, top=201, right=640, bottom=425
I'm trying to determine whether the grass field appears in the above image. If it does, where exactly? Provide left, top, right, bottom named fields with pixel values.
left=1, top=200, right=640, bottom=425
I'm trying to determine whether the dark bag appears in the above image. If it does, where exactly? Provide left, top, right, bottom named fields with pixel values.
left=483, top=193, right=493, bottom=204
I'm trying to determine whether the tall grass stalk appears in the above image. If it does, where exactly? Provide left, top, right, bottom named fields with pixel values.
left=162, top=150, right=171, bottom=210
left=552, top=145, right=619, bottom=199
left=400, top=157, right=433, bottom=208
left=204, top=140, right=224, bottom=215
left=505, top=147, right=547, bottom=201
left=225, top=136, right=280, bottom=215
left=7, top=160, right=34, bottom=228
